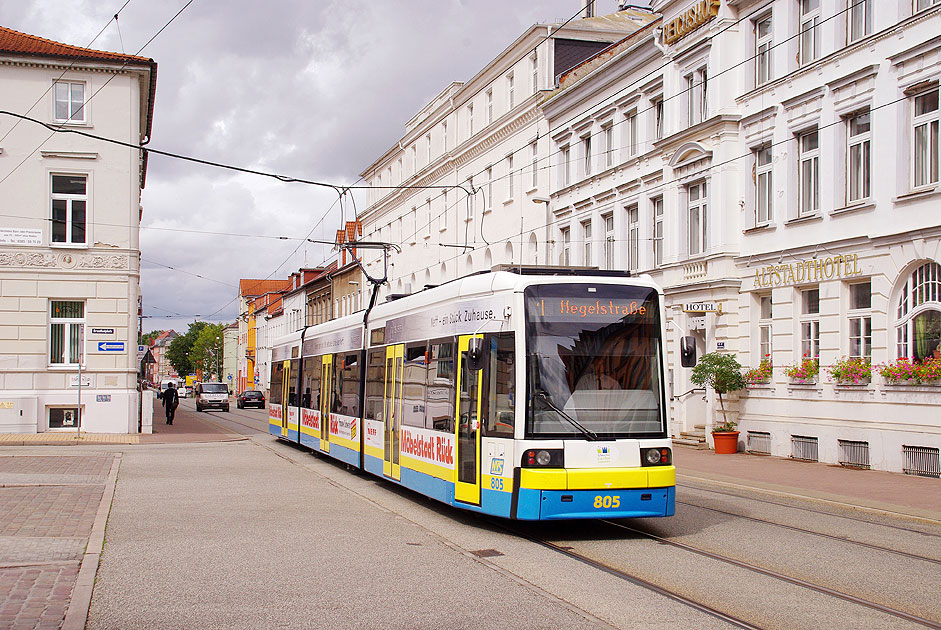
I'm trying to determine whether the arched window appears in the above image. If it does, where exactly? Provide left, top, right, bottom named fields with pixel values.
left=896, top=261, right=941, bottom=361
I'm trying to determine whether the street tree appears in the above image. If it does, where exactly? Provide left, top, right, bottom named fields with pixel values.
left=191, top=324, right=225, bottom=380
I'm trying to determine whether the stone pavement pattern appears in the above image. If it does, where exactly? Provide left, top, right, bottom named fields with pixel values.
left=0, top=456, right=111, bottom=630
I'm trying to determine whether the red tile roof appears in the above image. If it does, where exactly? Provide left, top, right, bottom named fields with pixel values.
left=0, top=25, right=153, bottom=66
left=239, top=279, right=291, bottom=298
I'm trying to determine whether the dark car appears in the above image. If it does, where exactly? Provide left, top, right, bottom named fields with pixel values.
left=236, top=390, right=266, bottom=409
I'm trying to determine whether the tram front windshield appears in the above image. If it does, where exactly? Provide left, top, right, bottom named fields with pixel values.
left=525, top=283, right=666, bottom=439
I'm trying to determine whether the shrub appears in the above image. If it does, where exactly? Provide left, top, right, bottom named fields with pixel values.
left=690, top=352, right=747, bottom=427
left=826, top=357, right=872, bottom=384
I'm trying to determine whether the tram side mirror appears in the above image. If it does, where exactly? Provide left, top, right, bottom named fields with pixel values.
left=680, top=336, right=697, bottom=368
left=467, top=337, right=486, bottom=372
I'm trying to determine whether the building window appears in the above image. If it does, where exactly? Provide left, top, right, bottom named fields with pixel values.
left=654, top=97, right=664, bottom=140
left=49, top=407, right=80, bottom=429
left=652, top=197, right=664, bottom=267
left=506, top=154, right=514, bottom=200
left=913, top=89, right=939, bottom=188
left=485, top=166, right=493, bottom=210
left=896, top=262, right=941, bottom=360
left=530, top=141, right=538, bottom=189
left=800, top=0, right=821, bottom=66
left=559, top=227, right=571, bottom=266
left=847, top=110, right=871, bottom=203
left=582, top=134, right=592, bottom=177
left=848, top=0, right=871, bottom=42
left=53, top=81, right=85, bottom=123
left=507, top=72, right=515, bottom=109
left=628, top=205, right=639, bottom=271
left=582, top=220, right=592, bottom=266
left=531, top=53, right=538, bottom=94
left=755, top=146, right=773, bottom=224
left=759, top=295, right=773, bottom=359
left=411, top=145, right=417, bottom=174
left=603, top=124, right=614, bottom=168
left=686, top=68, right=707, bottom=125
left=50, top=300, right=84, bottom=365
left=756, top=14, right=773, bottom=86
left=467, top=104, right=474, bottom=137
left=916, top=0, right=940, bottom=11
left=426, top=133, right=432, bottom=164
left=849, top=281, right=872, bottom=358
left=603, top=214, right=615, bottom=270
left=51, top=174, right=87, bottom=245
left=486, top=89, right=493, bottom=125
left=442, top=121, right=448, bottom=152
left=561, top=146, right=571, bottom=187
left=799, top=129, right=819, bottom=216
left=687, top=181, right=707, bottom=256
left=627, top=112, right=638, bottom=157
left=801, top=288, right=820, bottom=358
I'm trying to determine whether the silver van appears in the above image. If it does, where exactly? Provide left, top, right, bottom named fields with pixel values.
left=195, top=382, right=230, bottom=412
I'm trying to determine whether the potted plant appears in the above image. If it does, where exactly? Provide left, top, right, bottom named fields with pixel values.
left=826, top=356, right=872, bottom=385
left=784, top=355, right=819, bottom=384
left=744, top=355, right=773, bottom=386
left=690, top=351, right=747, bottom=454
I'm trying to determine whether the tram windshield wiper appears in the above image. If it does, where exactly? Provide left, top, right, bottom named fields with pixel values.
left=534, top=389, right=599, bottom=441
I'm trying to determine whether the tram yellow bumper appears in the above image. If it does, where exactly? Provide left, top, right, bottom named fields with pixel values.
left=520, top=466, right=675, bottom=490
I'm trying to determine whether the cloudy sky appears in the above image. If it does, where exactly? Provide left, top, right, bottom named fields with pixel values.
left=1, top=0, right=625, bottom=333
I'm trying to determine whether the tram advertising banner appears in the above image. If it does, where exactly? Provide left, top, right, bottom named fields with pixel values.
left=269, top=405, right=282, bottom=426
left=385, top=296, right=509, bottom=344
left=328, top=413, right=357, bottom=442
left=400, top=426, right=455, bottom=475
left=301, top=408, right=320, bottom=431
left=364, top=418, right=383, bottom=452
left=287, top=406, right=298, bottom=430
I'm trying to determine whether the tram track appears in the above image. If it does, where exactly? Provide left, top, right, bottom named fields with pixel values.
left=678, top=481, right=941, bottom=536
left=598, top=519, right=941, bottom=629
left=674, top=499, right=941, bottom=565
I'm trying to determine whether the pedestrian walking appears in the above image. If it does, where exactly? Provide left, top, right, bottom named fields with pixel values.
left=162, top=382, right=179, bottom=425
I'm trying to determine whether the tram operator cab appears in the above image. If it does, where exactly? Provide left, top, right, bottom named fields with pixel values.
left=269, top=270, right=681, bottom=520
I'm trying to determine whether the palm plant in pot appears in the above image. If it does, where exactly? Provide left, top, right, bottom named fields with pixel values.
left=690, top=351, right=747, bottom=454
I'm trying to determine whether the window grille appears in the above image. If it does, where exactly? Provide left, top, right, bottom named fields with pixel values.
left=903, top=445, right=940, bottom=478
left=791, top=435, right=818, bottom=462
left=747, top=431, right=771, bottom=455
left=838, top=439, right=870, bottom=469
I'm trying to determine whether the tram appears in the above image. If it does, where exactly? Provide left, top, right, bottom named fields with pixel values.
left=268, top=268, right=676, bottom=520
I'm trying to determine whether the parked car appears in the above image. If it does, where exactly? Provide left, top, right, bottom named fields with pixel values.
left=195, top=382, right=229, bottom=412
left=236, top=390, right=266, bottom=409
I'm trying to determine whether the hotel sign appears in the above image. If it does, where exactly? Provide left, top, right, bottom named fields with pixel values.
left=753, top=253, right=863, bottom=289
left=663, top=0, right=721, bottom=45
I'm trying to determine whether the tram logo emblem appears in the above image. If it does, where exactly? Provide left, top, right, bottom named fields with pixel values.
left=596, top=446, right=614, bottom=464
left=490, top=458, right=504, bottom=476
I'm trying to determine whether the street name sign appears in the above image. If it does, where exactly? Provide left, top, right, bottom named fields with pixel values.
left=90, top=327, right=115, bottom=335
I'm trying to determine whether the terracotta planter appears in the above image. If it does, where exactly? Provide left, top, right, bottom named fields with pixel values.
left=712, top=431, right=739, bottom=454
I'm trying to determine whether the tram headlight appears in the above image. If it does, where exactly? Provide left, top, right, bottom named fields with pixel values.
left=641, top=447, right=672, bottom=466
left=522, top=449, right=564, bottom=467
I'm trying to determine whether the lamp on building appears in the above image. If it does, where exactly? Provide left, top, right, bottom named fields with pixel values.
left=532, top=196, right=550, bottom=266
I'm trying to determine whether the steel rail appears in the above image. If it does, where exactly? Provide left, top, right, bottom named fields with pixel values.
left=678, top=482, right=941, bottom=537
left=676, top=499, right=941, bottom=565
left=602, top=520, right=941, bottom=629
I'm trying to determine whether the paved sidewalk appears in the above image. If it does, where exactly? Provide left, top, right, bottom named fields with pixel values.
left=673, top=446, right=941, bottom=523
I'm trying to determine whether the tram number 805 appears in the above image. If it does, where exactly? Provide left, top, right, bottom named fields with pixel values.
left=593, top=495, right=621, bottom=509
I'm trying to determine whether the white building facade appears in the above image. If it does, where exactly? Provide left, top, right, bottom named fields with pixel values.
left=542, top=0, right=941, bottom=474
left=0, top=27, right=156, bottom=434
left=359, top=10, right=657, bottom=299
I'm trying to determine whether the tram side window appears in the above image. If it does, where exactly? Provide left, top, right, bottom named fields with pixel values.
left=336, top=353, right=361, bottom=416
left=302, top=357, right=321, bottom=409
left=288, top=359, right=300, bottom=406
left=483, top=333, right=515, bottom=438
left=365, top=349, right=385, bottom=421
left=269, top=362, right=284, bottom=405
left=426, top=339, right=455, bottom=432
left=402, top=343, right=428, bottom=427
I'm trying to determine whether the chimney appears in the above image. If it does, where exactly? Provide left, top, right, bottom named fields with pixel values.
left=581, top=0, right=594, bottom=18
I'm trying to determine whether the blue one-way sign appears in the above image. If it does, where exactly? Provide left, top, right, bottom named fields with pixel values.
left=97, top=341, right=125, bottom=352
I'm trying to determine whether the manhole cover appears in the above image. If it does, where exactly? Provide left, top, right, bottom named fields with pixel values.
left=470, top=549, right=504, bottom=558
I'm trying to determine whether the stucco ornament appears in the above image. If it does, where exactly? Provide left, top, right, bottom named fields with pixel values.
left=78, top=254, right=129, bottom=269
left=0, top=251, right=57, bottom=267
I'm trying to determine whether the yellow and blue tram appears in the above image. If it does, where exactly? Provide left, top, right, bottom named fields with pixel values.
left=268, top=269, right=675, bottom=520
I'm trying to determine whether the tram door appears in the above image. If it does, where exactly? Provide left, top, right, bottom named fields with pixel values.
left=383, top=344, right=403, bottom=480
left=280, top=360, right=291, bottom=439
left=319, top=355, right=333, bottom=453
left=455, top=334, right=483, bottom=505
